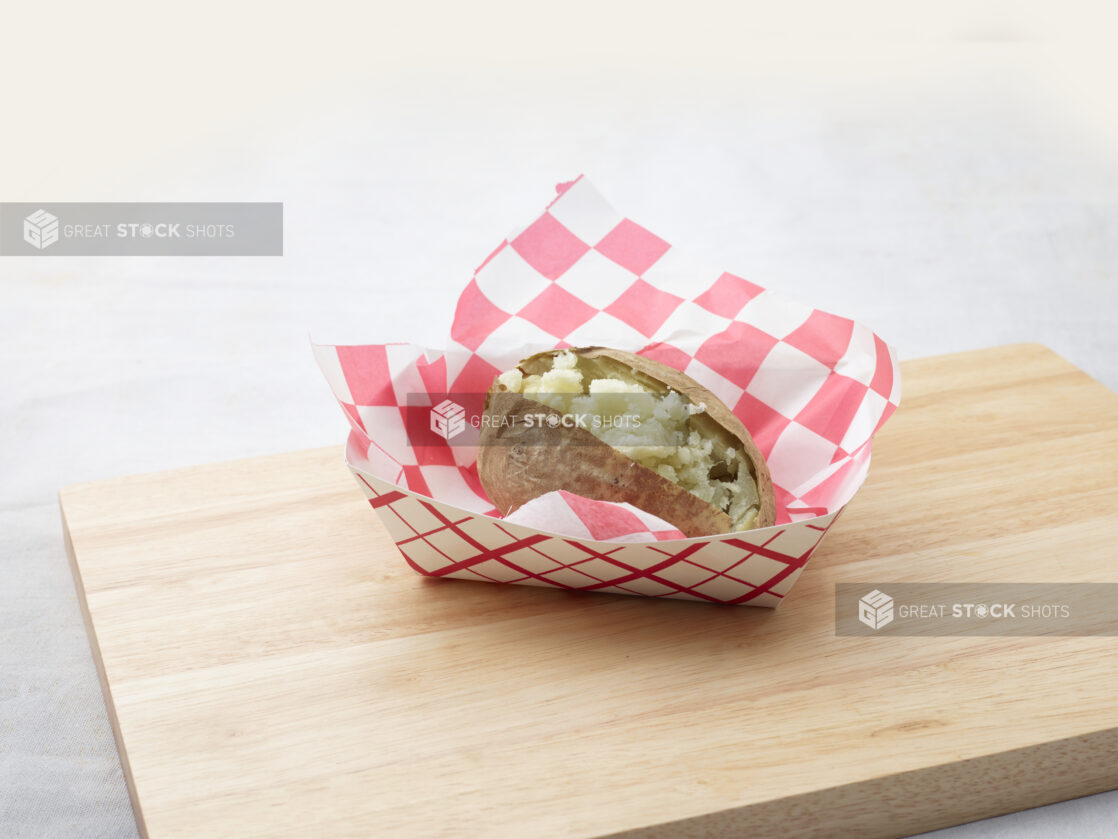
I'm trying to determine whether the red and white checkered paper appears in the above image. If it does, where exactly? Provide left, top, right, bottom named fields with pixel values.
left=504, top=490, right=686, bottom=542
left=315, top=176, right=900, bottom=606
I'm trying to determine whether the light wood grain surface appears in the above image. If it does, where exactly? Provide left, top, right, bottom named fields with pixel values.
left=60, top=343, right=1118, bottom=839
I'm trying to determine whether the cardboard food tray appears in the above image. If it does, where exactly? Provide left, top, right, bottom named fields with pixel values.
left=61, top=343, right=1118, bottom=839
left=316, top=177, right=902, bottom=602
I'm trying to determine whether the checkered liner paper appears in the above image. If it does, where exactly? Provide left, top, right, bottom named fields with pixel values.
left=315, top=176, right=901, bottom=606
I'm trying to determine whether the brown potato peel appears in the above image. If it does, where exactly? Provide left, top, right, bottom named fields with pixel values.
left=476, top=347, right=776, bottom=538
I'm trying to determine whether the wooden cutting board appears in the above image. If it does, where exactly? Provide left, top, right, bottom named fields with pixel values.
left=61, top=343, right=1118, bottom=839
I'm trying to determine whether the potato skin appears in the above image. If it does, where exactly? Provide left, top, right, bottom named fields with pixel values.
left=478, top=391, right=733, bottom=538
left=476, top=347, right=777, bottom=537
left=578, top=347, right=776, bottom=529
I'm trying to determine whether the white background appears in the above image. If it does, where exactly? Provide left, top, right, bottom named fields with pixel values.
left=2, top=2, right=1117, bottom=836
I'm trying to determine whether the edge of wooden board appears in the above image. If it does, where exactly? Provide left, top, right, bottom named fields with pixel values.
left=61, top=498, right=151, bottom=839
left=608, top=726, right=1118, bottom=838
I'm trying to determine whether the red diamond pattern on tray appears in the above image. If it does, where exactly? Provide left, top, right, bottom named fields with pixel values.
left=613, top=577, right=678, bottom=597
left=566, top=556, right=627, bottom=581
left=500, top=544, right=565, bottom=573
left=594, top=218, right=671, bottom=275
left=725, top=553, right=789, bottom=587
left=510, top=212, right=590, bottom=280
left=511, top=535, right=591, bottom=567
left=453, top=515, right=519, bottom=550
left=463, top=559, right=530, bottom=583
left=653, top=559, right=719, bottom=589
left=765, top=566, right=805, bottom=597
left=349, top=469, right=842, bottom=606
left=691, top=576, right=755, bottom=601
left=543, top=565, right=605, bottom=588
left=518, top=282, right=600, bottom=339
left=397, top=538, right=450, bottom=573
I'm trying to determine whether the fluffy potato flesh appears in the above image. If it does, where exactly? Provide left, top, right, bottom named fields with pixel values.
left=494, top=350, right=763, bottom=531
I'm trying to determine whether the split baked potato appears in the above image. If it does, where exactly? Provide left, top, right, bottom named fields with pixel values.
left=476, top=347, right=776, bottom=537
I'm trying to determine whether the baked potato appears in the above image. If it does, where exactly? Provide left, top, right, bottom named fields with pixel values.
left=476, top=347, right=776, bottom=537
